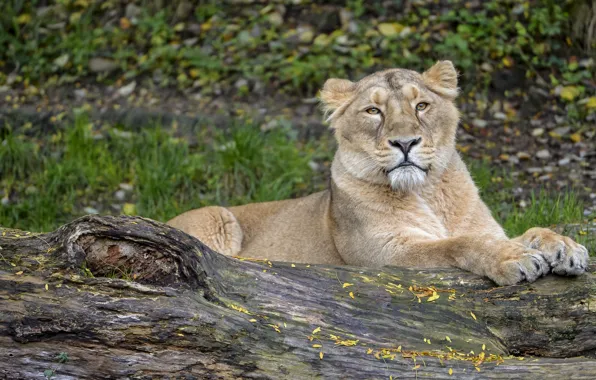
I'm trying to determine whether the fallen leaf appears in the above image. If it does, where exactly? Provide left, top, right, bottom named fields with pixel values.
left=120, top=17, right=131, bottom=29
left=427, top=291, right=440, bottom=302
left=312, top=327, right=321, bottom=335
left=342, top=282, right=353, bottom=288
left=449, top=368, right=453, bottom=375
left=349, top=291, right=355, bottom=299
left=470, top=312, right=477, bottom=321
left=123, top=203, right=137, bottom=215
left=319, top=351, right=324, bottom=360
left=502, top=57, right=513, bottom=67
left=378, top=22, right=404, bottom=37
left=560, top=86, right=582, bottom=101
left=17, top=14, right=31, bottom=24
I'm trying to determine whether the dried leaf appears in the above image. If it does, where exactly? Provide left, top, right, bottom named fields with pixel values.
left=427, top=291, right=440, bottom=302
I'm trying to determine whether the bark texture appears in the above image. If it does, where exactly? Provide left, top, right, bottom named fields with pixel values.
left=0, top=215, right=595, bottom=379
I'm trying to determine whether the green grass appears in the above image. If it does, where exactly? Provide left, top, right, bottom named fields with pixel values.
left=468, top=159, right=594, bottom=251
left=0, top=114, right=330, bottom=231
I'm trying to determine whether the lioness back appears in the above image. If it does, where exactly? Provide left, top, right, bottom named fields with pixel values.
left=168, top=191, right=344, bottom=265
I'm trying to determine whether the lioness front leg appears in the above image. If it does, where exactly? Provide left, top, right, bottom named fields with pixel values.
left=511, top=227, right=589, bottom=276
left=389, top=235, right=551, bottom=286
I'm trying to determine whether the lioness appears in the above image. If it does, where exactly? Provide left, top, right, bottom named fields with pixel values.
left=168, top=61, right=589, bottom=285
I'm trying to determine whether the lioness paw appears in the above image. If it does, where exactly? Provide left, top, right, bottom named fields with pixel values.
left=488, top=244, right=550, bottom=286
left=523, top=228, right=588, bottom=276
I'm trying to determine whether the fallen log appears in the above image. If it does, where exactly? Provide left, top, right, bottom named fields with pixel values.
left=0, top=215, right=594, bottom=379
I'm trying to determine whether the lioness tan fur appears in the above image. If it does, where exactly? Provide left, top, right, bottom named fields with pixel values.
left=168, top=61, right=589, bottom=285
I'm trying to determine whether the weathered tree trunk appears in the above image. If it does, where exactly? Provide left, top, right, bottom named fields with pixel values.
left=0, top=216, right=594, bottom=379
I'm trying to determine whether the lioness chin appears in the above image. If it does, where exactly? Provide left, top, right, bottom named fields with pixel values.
left=168, top=61, right=589, bottom=286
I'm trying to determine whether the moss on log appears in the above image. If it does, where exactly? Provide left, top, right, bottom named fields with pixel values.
left=0, top=215, right=594, bottom=379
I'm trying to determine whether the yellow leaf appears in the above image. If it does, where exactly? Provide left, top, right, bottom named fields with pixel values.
left=366, top=348, right=373, bottom=354
left=378, top=22, right=404, bottom=37
left=585, top=97, right=596, bottom=109
left=249, top=319, right=257, bottom=322
left=123, top=203, right=136, bottom=215
left=229, top=304, right=250, bottom=314
left=560, top=86, right=581, bottom=101
left=319, top=351, right=324, bottom=360
left=449, top=368, right=453, bottom=375
left=15, top=271, right=23, bottom=275
left=445, top=336, right=452, bottom=343
left=349, top=291, right=355, bottom=299
left=397, top=346, right=401, bottom=352
left=413, top=365, right=420, bottom=370
left=312, top=327, right=321, bottom=335
left=482, top=344, right=486, bottom=351
left=17, top=14, right=31, bottom=24
left=427, top=291, right=440, bottom=302
left=69, top=12, right=82, bottom=24
left=342, top=282, right=353, bottom=288
left=470, top=312, right=477, bottom=321
left=291, top=264, right=296, bottom=267
left=502, top=57, right=513, bottom=67
left=120, top=17, right=131, bottom=30
left=313, top=344, right=322, bottom=348
left=570, top=133, right=581, bottom=143
left=45, top=284, right=49, bottom=291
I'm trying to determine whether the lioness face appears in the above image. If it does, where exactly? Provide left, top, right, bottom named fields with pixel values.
left=321, top=61, right=460, bottom=192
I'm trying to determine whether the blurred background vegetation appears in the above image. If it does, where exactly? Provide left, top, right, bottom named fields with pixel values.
left=0, top=0, right=594, bottom=251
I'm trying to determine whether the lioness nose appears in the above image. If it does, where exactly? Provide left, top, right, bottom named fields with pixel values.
left=388, top=137, right=422, bottom=155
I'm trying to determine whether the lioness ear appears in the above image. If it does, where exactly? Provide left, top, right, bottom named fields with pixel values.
left=319, top=78, right=355, bottom=120
left=422, top=60, right=459, bottom=99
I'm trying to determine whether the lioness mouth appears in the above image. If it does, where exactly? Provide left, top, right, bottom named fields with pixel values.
left=387, top=162, right=429, bottom=174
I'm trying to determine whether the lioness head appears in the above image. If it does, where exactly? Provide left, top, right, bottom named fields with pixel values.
left=320, top=61, right=460, bottom=192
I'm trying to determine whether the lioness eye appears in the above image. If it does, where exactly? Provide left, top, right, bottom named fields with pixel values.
left=366, top=107, right=381, bottom=115
left=416, top=102, right=429, bottom=111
